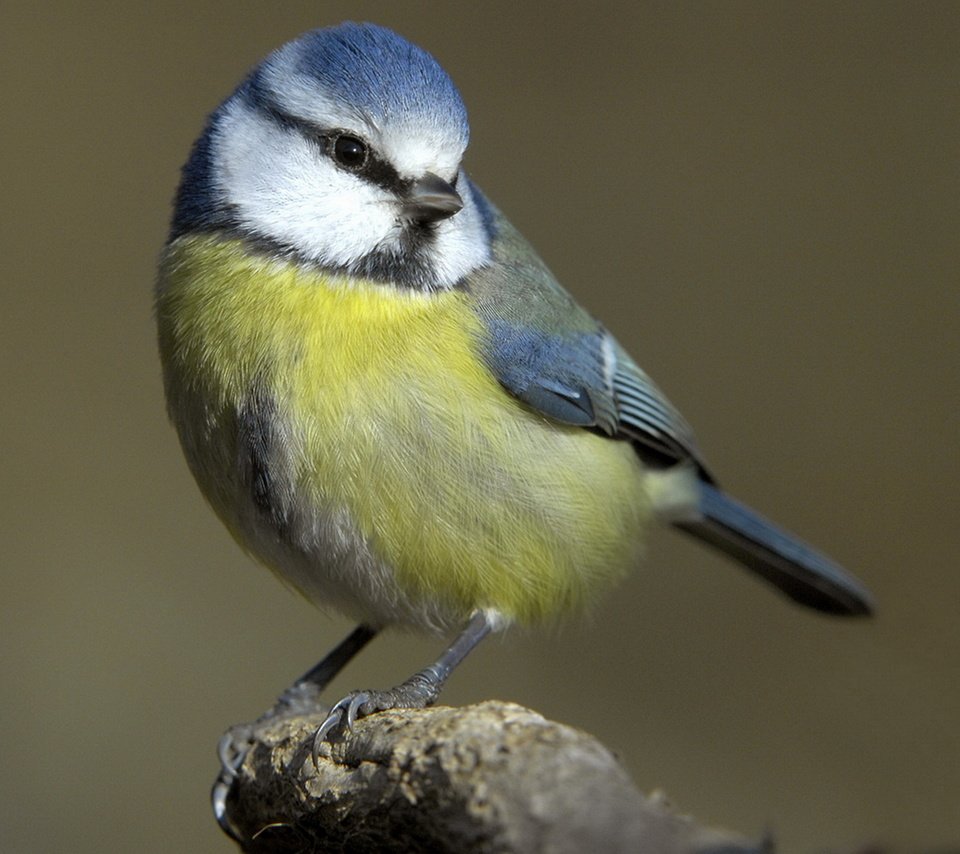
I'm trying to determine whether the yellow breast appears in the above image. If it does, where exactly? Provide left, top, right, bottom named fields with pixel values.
left=157, top=235, right=650, bottom=625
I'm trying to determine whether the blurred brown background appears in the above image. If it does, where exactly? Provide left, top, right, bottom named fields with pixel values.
left=3, top=2, right=958, bottom=852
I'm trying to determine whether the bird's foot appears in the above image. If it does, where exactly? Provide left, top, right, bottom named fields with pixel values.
left=311, top=669, right=443, bottom=763
left=211, top=723, right=258, bottom=841
left=216, top=724, right=255, bottom=782
left=212, top=680, right=327, bottom=838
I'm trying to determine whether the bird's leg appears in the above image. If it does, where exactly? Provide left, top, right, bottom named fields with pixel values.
left=311, top=610, right=495, bottom=760
left=219, top=624, right=378, bottom=769
left=213, top=623, right=378, bottom=836
left=275, top=624, right=379, bottom=714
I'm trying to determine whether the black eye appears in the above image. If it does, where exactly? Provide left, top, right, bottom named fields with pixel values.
left=332, top=135, right=368, bottom=170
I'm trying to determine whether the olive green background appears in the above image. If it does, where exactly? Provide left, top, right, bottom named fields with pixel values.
left=3, top=2, right=958, bottom=852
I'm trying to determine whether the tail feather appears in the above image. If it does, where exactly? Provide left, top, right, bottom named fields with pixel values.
left=673, top=482, right=874, bottom=616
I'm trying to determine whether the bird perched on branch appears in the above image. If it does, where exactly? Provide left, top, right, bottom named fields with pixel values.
left=156, top=22, right=872, bottom=755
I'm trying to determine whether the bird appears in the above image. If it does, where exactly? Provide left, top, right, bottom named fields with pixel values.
left=156, top=21, right=873, bottom=755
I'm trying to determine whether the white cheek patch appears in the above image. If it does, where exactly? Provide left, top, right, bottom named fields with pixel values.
left=212, top=99, right=490, bottom=288
left=213, top=101, right=398, bottom=268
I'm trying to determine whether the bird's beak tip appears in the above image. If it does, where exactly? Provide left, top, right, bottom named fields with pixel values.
left=404, top=172, right=463, bottom=223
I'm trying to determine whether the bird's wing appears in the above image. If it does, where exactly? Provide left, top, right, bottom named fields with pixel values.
left=466, top=197, right=709, bottom=475
left=464, top=193, right=874, bottom=617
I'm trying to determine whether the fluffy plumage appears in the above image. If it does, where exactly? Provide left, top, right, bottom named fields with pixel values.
left=157, top=22, right=873, bottom=644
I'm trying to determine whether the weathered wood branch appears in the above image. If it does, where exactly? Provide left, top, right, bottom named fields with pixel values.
left=214, top=700, right=766, bottom=853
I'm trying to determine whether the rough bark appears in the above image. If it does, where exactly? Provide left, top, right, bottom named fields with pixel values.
left=214, top=700, right=767, bottom=853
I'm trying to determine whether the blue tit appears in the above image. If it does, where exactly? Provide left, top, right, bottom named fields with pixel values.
left=156, top=22, right=872, bottom=745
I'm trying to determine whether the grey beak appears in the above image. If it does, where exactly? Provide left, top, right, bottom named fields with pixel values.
left=404, top=172, right=463, bottom=223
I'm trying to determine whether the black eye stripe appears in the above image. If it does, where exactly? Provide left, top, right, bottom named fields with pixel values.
left=318, top=129, right=409, bottom=195
left=358, top=149, right=410, bottom=195
left=257, top=103, right=411, bottom=196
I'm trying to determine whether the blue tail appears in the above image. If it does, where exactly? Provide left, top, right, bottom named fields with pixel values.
left=673, top=482, right=874, bottom=616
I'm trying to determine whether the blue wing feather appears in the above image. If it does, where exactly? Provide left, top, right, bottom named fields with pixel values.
left=610, top=351, right=707, bottom=468
left=466, top=194, right=706, bottom=470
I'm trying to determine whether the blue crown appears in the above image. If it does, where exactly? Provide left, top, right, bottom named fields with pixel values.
left=261, top=22, right=468, bottom=143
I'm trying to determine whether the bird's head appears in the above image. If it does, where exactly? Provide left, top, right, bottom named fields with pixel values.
left=171, top=22, right=492, bottom=289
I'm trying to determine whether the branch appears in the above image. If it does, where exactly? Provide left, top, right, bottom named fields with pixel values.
left=214, top=700, right=765, bottom=853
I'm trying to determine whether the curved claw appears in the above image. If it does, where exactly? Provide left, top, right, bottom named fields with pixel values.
left=310, top=692, right=371, bottom=767
left=311, top=707, right=342, bottom=767
left=211, top=775, right=243, bottom=842
left=213, top=730, right=253, bottom=842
